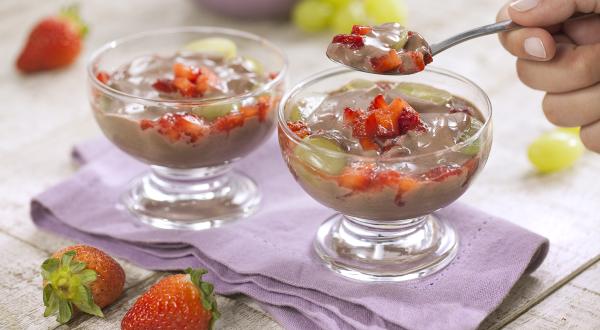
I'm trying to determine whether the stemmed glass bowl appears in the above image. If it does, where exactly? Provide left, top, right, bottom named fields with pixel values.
left=87, top=27, right=287, bottom=230
left=277, top=67, right=492, bottom=281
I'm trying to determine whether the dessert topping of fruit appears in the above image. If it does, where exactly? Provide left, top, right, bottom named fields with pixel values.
left=141, top=112, right=210, bottom=143
left=151, top=62, right=220, bottom=98
left=342, top=94, right=425, bottom=149
left=41, top=245, right=125, bottom=324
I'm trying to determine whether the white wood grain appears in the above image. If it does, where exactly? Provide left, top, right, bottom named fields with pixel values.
left=0, top=0, right=598, bottom=329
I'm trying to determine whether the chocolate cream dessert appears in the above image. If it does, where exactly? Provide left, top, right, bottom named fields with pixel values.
left=327, top=23, right=433, bottom=74
left=280, top=79, right=490, bottom=220
left=92, top=51, right=281, bottom=168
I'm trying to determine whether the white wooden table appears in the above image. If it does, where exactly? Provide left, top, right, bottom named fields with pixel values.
left=1, top=0, right=599, bottom=329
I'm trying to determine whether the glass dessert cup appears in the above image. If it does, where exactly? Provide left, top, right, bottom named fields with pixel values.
left=87, top=27, right=287, bottom=230
left=277, top=67, right=492, bottom=281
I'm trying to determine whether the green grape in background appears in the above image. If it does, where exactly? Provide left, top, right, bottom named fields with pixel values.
left=528, top=130, right=584, bottom=174
left=557, top=127, right=580, bottom=135
left=331, top=0, right=370, bottom=33
left=293, top=0, right=334, bottom=32
left=323, top=0, right=352, bottom=9
left=364, top=0, right=408, bottom=24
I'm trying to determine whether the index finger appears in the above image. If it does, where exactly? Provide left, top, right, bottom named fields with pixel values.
left=508, top=0, right=600, bottom=27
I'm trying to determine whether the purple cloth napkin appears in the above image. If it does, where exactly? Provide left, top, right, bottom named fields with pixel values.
left=31, top=136, right=549, bottom=330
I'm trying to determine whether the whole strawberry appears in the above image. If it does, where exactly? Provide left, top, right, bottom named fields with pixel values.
left=121, top=268, right=220, bottom=330
left=41, top=244, right=125, bottom=324
left=16, top=6, right=87, bottom=73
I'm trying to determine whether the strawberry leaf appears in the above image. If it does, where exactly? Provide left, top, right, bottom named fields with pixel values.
left=185, top=268, right=220, bottom=329
left=40, top=249, right=102, bottom=323
left=57, top=300, right=73, bottom=324
left=43, top=290, right=59, bottom=317
left=79, top=269, right=97, bottom=285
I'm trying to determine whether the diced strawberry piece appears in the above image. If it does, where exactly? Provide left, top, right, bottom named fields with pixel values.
left=96, top=71, right=110, bottom=84
left=332, top=34, right=364, bottom=49
left=352, top=112, right=378, bottom=138
left=351, top=25, right=372, bottom=35
left=338, top=165, right=373, bottom=191
left=142, top=112, right=209, bottom=143
left=369, top=94, right=387, bottom=110
left=212, top=114, right=244, bottom=133
left=397, top=107, right=425, bottom=134
left=268, top=72, right=278, bottom=80
left=370, top=50, right=402, bottom=73
left=359, top=138, right=379, bottom=151
left=423, top=165, right=463, bottom=182
left=423, top=51, right=433, bottom=65
left=140, top=120, right=154, bottom=130
left=173, top=77, right=198, bottom=97
left=195, top=66, right=219, bottom=94
left=173, top=62, right=200, bottom=81
left=343, top=107, right=360, bottom=124
left=405, top=51, right=426, bottom=73
left=372, top=108, right=398, bottom=137
left=240, top=105, right=259, bottom=118
left=152, top=79, right=177, bottom=93
left=287, top=121, right=311, bottom=139
left=257, top=96, right=271, bottom=122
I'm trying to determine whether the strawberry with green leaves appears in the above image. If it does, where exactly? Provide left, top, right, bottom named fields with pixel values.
left=41, top=245, right=125, bottom=324
left=121, top=268, right=220, bottom=330
left=16, top=6, right=88, bottom=73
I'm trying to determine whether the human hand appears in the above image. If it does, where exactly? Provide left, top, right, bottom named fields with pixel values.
left=497, top=0, right=600, bottom=152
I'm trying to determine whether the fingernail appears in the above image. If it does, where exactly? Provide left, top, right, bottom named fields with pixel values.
left=524, top=37, right=547, bottom=58
left=510, top=0, right=539, bottom=12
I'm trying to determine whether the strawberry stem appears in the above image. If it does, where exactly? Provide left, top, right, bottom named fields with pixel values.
left=41, top=250, right=103, bottom=324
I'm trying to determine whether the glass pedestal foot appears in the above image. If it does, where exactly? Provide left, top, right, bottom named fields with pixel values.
left=314, top=213, right=458, bottom=282
left=122, top=164, right=260, bottom=230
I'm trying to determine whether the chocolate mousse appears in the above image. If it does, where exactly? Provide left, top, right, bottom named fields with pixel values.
left=92, top=52, right=280, bottom=168
left=280, top=80, right=489, bottom=220
left=327, top=23, right=433, bottom=74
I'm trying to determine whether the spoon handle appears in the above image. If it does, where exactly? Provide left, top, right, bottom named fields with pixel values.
left=430, top=13, right=597, bottom=56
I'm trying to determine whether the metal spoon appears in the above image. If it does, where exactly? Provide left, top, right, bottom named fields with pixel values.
left=327, top=13, right=597, bottom=74
left=430, top=12, right=595, bottom=55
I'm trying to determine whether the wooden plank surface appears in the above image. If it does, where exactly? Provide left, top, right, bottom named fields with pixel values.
left=0, top=0, right=598, bottom=329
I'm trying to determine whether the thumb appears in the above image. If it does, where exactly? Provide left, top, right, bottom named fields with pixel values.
left=508, top=0, right=600, bottom=27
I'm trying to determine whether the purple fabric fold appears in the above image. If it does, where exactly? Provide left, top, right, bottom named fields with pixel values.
left=31, top=136, right=548, bottom=330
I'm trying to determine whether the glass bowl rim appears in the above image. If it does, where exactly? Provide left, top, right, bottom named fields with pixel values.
left=277, top=66, right=492, bottom=162
left=86, top=26, right=288, bottom=106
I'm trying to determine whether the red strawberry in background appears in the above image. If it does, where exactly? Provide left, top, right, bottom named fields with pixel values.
left=121, top=268, right=220, bottom=330
left=41, top=245, right=125, bottom=324
left=16, top=6, right=87, bottom=73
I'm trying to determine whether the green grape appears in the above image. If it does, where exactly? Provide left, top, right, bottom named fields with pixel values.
left=331, top=1, right=370, bottom=34
left=458, top=118, right=484, bottom=155
left=394, top=82, right=452, bottom=105
left=557, top=127, right=580, bottom=135
left=341, top=79, right=376, bottom=91
left=192, top=104, right=234, bottom=121
left=289, top=106, right=304, bottom=122
left=294, top=136, right=347, bottom=175
left=390, top=30, right=409, bottom=49
left=242, top=57, right=264, bottom=74
left=528, top=131, right=584, bottom=173
left=364, top=0, right=408, bottom=24
left=183, top=37, right=237, bottom=59
left=293, top=0, right=334, bottom=33
left=323, top=0, right=352, bottom=8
